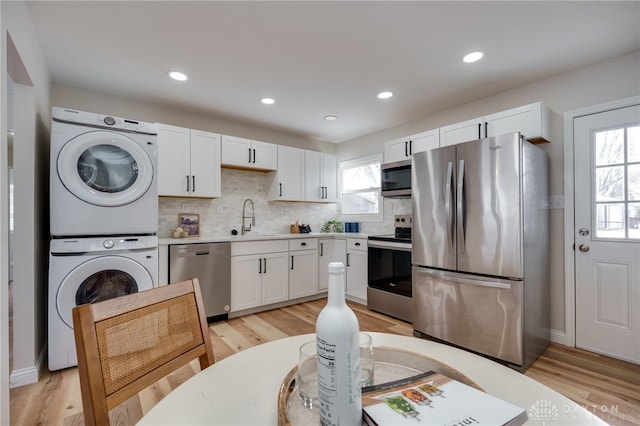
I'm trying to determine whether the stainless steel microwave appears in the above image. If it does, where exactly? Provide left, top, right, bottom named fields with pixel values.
left=381, top=160, right=411, bottom=198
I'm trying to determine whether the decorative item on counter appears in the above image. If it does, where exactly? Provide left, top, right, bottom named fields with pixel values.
left=172, top=227, right=189, bottom=238
left=291, top=220, right=312, bottom=234
left=178, top=213, right=200, bottom=237
left=345, top=222, right=360, bottom=233
left=321, top=220, right=344, bottom=233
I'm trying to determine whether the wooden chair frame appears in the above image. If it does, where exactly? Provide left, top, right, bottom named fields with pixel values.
left=72, top=278, right=214, bottom=426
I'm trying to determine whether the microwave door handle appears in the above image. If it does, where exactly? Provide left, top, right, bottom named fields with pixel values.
left=457, top=159, right=466, bottom=255
left=444, top=161, right=454, bottom=254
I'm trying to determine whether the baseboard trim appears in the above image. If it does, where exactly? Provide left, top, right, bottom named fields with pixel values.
left=9, top=343, right=46, bottom=388
left=550, top=328, right=568, bottom=346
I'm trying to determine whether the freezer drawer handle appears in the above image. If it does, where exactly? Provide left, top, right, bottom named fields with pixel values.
left=415, top=268, right=512, bottom=289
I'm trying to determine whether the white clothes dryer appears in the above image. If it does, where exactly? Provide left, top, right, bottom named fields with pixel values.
left=48, top=235, right=158, bottom=371
left=50, top=107, right=158, bottom=236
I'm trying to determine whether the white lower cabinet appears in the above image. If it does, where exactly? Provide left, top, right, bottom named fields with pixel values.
left=346, top=238, right=368, bottom=301
left=230, top=241, right=289, bottom=312
left=318, top=238, right=347, bottom=290
left=288, top=239, right=318, bottom=299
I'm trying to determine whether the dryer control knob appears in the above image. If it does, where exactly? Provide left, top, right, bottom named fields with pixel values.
left=103, top=239, right=115, bottom=249
left=103, top=116, right=116, bottom=126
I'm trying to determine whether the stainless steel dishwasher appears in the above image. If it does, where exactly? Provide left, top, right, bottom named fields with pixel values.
left=169, top=242, right=231, bottom=322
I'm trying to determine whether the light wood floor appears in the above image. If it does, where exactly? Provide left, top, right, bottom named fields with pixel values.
left=10, top=299, right=640, bottom=425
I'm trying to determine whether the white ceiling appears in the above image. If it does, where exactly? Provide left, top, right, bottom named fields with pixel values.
left=26, top=1, right=640, bottom=143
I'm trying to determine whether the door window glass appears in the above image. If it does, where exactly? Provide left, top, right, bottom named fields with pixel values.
left=78, top=144, right=138, bottom=193
left=75, top=270, right=138, bottom=305
left=594, top=125, right=640, bottom=239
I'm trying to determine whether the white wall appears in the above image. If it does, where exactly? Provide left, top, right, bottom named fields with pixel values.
left=1, top=0, right=51, bottom=417
left=337, top=50, right=640, bottom=337
left=51, top=83, right=337, bottom=155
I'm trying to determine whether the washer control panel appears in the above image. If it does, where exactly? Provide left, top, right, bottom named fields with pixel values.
left=51, top=106, right=158, bottom=135
left=50, top=235, right=158, bottom=254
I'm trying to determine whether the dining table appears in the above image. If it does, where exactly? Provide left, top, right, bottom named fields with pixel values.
left=137, top=332, right=606, bottom=425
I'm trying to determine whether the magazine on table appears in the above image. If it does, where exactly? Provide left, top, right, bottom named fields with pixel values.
left=361, top=371, right=527, bottom=426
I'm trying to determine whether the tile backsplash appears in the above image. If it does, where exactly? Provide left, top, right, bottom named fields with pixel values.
left=158, top=168, right=411, bottom=237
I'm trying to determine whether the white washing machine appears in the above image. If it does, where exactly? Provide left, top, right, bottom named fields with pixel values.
left=48, top=235, right=158, bottom=371
left=50, top=107, right=158, bottom=236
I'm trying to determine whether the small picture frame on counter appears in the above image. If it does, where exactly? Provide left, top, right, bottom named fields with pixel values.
left=178, top=213, right=200, bottom=237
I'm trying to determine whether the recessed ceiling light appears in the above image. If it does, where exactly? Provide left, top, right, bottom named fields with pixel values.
left=261, top=97, right=275, bottom=105
left=168, top=71, right=188, bottom=81
left=324, top=115, right=338, bottom=121
left=463, top=51, right=484, bottom=63
left=377, top=91, right=393, bottom=99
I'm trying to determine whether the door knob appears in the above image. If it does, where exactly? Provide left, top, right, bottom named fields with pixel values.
left=579, top=244, right=590, bottom=252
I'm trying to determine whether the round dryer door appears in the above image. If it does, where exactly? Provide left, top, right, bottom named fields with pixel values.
left=56, top=255, right=154, bottom=328
left=57, top=130, right=154, bottom=206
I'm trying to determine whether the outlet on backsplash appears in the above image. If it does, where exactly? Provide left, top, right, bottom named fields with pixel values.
left=182, top=203, right=190, bottom=213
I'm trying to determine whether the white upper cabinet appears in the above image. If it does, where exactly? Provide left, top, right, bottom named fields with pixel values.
left=383, top=129, right=440, bottom=163
left=484, top=102, right=550, bottom=143
left=440, top=117, right=484, bottom=147
left=267, top=145, right=305, bottom=201
left=305, top=151, right=338, bottom=202
left=157, top=124, right=221, bottom=198
left=410, top=129, right=440, bottom=155
left=440, top=102, right=550, bottom=146
left=221, top=135, right=277, bottom=171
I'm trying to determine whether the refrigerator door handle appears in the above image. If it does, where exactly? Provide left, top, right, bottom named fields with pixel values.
left=414, top=268, right=512, bottom=290
left=456, top=159, right=466, bottom=254
left=444, top=161, right=454, bottom=254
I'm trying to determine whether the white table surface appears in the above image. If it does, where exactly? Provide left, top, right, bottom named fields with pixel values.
left=137, top=332, right=606, bottom=425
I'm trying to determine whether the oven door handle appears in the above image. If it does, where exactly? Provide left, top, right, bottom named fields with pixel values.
left=367, top=240, right=412, bottom=252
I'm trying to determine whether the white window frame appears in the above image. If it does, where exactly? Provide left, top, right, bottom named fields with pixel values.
left=338, top=154, right=383, bottom=223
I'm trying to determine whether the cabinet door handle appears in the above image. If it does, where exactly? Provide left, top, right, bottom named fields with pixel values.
left=404, top=140, right=409, bottom=157
left=258, top=258, right=262, bottom=274
left=186, top=175, right=190, bottom=192
left=291, top=255, right=294, bottom=270
left=347, top=252, right=350, bottom=267
left=263, top=258, right=267, bottom=273
left=192, top=176, right=195, bottom=192
left=248, top=148, right=252, bottom=163
left=484, top=121, right=488, bottom=138
left=409, top=140, right=413, bottom=156
left=253, top=148, right=256, bottom=164
left=320, top=243, right=324, bottom=256
left=477, top=123, right=482, bottom=140
left=279, top=183, right=282, bottom=197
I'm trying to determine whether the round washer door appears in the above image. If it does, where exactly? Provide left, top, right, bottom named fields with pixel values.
left=57, top=130, right=154, bottom=206
left=56, top=255, right=154, bottom=328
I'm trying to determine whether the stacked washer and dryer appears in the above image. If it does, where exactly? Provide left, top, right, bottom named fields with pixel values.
left=48, top=107, right=159, bottom=371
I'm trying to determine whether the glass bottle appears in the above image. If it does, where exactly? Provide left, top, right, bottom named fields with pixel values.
left=316, top=262, right=362, bottom=426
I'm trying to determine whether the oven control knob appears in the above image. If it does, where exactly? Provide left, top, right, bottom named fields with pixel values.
left=103, top=239, right=115, bottom=249
left=103, top=116, right=116, bottom=126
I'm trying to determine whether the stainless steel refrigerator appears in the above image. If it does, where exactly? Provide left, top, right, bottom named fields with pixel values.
left=411, top=132, right=549, bottom=370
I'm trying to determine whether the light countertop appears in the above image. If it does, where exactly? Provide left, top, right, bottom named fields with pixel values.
left=159, top=232, right=369, bottom=245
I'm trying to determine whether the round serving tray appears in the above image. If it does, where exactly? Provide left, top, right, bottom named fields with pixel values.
left=277, top=346, right=482, bottom=426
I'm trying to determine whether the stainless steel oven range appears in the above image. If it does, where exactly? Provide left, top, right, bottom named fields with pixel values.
left=367, top=215, right=412, bottom=323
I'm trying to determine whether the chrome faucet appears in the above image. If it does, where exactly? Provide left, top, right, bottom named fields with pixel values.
left=241, top=198, right=256, bottom=235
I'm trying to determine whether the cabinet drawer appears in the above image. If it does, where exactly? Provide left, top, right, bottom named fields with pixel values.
left=289, top=238, right=318, bottom=251
left=231, top=240, right=288, bottom=256
left=347, top=238, right=367, bottom=251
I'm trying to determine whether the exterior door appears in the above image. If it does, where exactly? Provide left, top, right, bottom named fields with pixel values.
left=574, top=104, right=640, bottom=363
